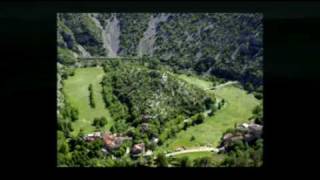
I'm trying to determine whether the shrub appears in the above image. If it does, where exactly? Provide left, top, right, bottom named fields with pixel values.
left=92, top=117, right=107, bottom=128
left=58, top=47, right=77, bottom=65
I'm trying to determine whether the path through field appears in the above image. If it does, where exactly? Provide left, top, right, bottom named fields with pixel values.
left=166, top=146, right=219, bottom=157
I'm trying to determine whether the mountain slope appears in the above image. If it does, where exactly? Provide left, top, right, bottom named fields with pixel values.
left=57, top=13, right=263, bottom=91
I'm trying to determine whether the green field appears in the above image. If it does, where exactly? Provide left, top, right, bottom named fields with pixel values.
left=63, top=67, right=112, bottom=135
left=176, top=73, right=214, bottom=90
left=172, top=151, right=226, bottom=163
left=168, top=152, right=226, bottom=167
left=158, top=74, right=260, bottom=152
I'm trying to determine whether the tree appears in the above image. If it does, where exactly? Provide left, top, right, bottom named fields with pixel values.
left=57, top=47, right=77, bottom=65
left=179, top=157, right=192, bottom=167
left=111, top=143, right=127, bottom=158
left=193, top=156, right=213, bottom=167
left=190, top=135, right=196, bottom=141
left=114, top=156, right=133, bottom=167
left=88, top=84, right=95, bottom=108
left=183, top=120, right=192, bottom=130
left=253, top=92, right=263, bottom=100
left=57, top=131, right=70, bottom=154
left=252, top=104, right=263, bottom=124
left=87, top=139, right=104, bottom=158
left=57, top=120, right=73, bottom=138
left=70, top=149, right=90, bottom=167
left=209, top=105, right=217, bottom=116
left=136, top=156, right=147, bottom=167
left=168, top=128, right=176, bottom=138
left=192, top=113, right=205, bottom=125
left=60, top=67, right=75, bottom=80
left=70, top=108, right=79, bottom=122
left=155, top=153, right=169, bottom=167
left=252, top=104, right=262, bottom=115
left=110, top=119, right=129, bottom=133
left=204, top=96, right=213, bottom=109
left=148, top=58, right=160, bottom=69
left=92, top=117, right=107, bottom=129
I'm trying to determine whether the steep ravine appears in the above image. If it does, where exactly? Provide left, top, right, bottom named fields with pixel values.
left=105, top=14, right=120, bottom=57
left=77, top=44, right=91, bottom=57
left=137, top=13, right=169, bottom=57
left=90, top=13, right=120, bottom=58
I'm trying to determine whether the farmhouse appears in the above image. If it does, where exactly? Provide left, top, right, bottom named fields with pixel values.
left=103, top=132, right=132, bottom=151
left=247, top=123, right=263, bottom=137
left=83, top=132, right=102, bottom=142
left=220, top=122, right=263, bottom=149
left=103, top=133, right=123, bottom=151
left=131, top=143, right=145, bottom=155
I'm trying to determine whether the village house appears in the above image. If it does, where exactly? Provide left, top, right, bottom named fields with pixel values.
left=223, top=133, right=233, bottom=141
left=103, top=133, right=123, bottom=151
left=131, top=143, right=145, bottom=156
left=220, top=122, right=263, bottom=149
left=83, top=132, right=102, bottom=142
left=247, top=123, right=263, bottom=137
left=102, top=132, right=133, bottom=152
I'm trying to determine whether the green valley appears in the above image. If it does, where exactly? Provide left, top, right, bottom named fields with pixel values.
left=57, top=13, right=263, bottom=168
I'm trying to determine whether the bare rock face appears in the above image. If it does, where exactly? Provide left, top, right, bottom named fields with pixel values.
left=90, top=13, right=120, bottom=57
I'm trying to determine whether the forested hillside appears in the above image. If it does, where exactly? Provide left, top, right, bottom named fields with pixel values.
left=57, top=13, right=263, bottom=92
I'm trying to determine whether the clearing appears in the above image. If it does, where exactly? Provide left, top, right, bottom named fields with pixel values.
left=63, top=67, right=113, bottom=136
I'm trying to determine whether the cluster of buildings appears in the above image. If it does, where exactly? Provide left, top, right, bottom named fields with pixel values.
left=218, top=122, right=263, bottom=152
left=82, top=131, right=150, bottom=156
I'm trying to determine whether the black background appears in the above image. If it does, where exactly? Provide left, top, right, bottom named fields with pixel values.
left=1, top=0, right=319, bottom=178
